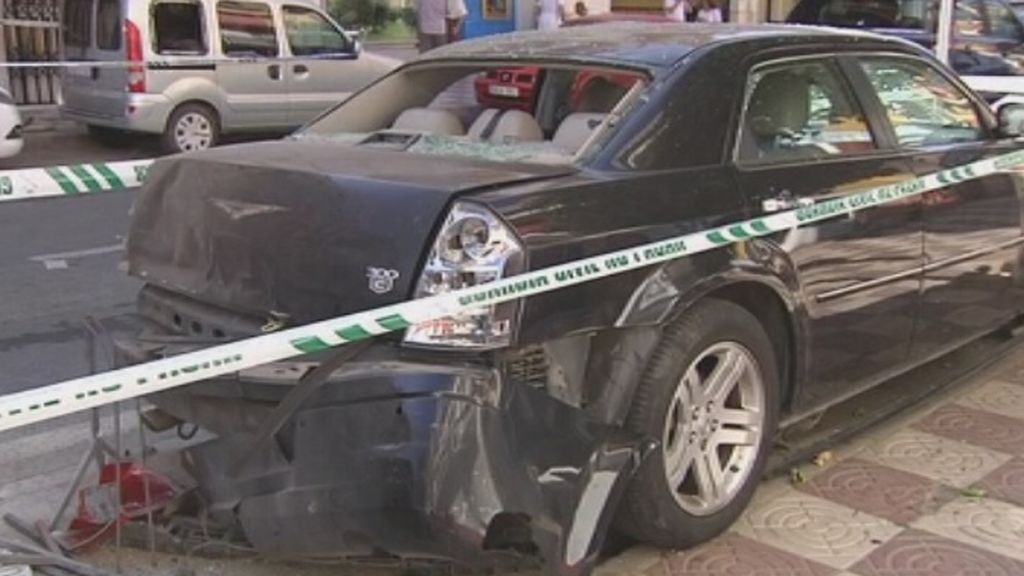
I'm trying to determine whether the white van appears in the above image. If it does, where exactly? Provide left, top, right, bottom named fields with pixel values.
left=59, top=0, right=399, bottom=153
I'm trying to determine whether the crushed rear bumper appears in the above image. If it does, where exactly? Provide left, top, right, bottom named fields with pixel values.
left=115, top=338, right=645, bottom=574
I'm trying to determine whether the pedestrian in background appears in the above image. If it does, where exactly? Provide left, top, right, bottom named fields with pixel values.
left=417, top=0, right=468, bottom=52
left=664, top=0, right=691, bottom=22
left=573, top=1, right=588, bottom=18
left=538, top=0, right=566, bottom=30
left=696, top=0, right=723, bottom=22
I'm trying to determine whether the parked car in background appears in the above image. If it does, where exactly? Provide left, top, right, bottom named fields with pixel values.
left=59, top=0, right=398, bottom=153
left=787, top=0, right=1024, bottom=82
left=117, top=23, right=1024, bottom=574
left=0, top=87, right=23, bottom=159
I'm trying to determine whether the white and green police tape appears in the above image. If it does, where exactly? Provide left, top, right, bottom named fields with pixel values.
left=1, top=149, right=1023, bottom=433
left=0, top=160, right=151, bottom=202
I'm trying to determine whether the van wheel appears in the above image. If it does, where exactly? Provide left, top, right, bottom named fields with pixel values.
left=87, top=125, right=132, bottom=148
left=616, top=298, right=779, bottom=548
left=163, top=104, right=219, bottom=154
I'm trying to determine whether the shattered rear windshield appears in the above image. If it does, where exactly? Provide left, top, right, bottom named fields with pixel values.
left=298, top=62, right=648, bottom=164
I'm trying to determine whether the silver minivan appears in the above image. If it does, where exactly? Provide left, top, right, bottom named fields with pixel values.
left=60, top=0, right=399, bottom=153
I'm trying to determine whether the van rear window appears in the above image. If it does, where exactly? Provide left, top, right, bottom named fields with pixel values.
left=63, top=0, right=91, bottom=52
left=217, top=1, right=278, bottom=57
left=97, top=0, right=121, bottom=50
left=154, top=2, right=207, bottom=55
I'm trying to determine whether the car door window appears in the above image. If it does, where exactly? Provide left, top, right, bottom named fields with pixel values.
left=955, top=0, right=986, bottom=36
left=282, top=5, right=350, bottom=56
left=96, top=0, right=121, bottom=50
left=859, top=58, right=984, bottom=148
left=737, top=60, right=876, bottom=164
left=154, top=1, right=207, bottom=55
left=986, top=0, right=1024, bottom=41
left=217, top=0, right=279, bottom=57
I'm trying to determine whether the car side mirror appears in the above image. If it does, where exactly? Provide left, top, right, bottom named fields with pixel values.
left=997, top=103, right=1024, bottom=138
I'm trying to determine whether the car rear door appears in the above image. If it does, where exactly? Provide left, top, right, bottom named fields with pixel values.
left=214, top=0, right=290, bottom=129
left=280, top=4, right=368, bottom=125
left=732, top=54, right=924, bottom=410
left=855, top=55, right=1024, bottom=362
left=60, top=0, right=128, bottom=120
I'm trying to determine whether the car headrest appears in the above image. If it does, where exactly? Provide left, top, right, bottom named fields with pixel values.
left=746, top=73, right=810, bottom=137
left=391, top=108, right=466, bottom=136
left=468, top=109, right=544, bottom=143
left=553, top=113, right=606, bottom=151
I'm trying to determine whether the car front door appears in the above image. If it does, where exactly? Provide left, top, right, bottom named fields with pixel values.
left=733, top=55, right=924, bottom=410
left=281, top=5, right=368, bottom=125
left=215, top=0, right=290, bottom=129
left=855, top=55, right=1024, bottom=363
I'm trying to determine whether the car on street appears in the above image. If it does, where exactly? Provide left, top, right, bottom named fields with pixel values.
left=0, top=87, right=23, bottom=159
left=787, top=0, right=1024, bottom=82
left=116, top=22, right=1024, bottom=574
left=59, top=0, right=398, bottom=153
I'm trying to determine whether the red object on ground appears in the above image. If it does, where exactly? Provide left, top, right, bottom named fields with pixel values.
left=67, top=462, right=177, bottom=551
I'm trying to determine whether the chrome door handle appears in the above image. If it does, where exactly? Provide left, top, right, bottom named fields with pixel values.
left=762, top=190, right=814, bottom=213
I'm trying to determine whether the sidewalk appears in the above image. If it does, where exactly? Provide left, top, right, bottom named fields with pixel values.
left=598, top=346, right=1024, bottom=576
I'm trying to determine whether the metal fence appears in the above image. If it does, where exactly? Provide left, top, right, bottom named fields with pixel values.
left=1, top=0, right=60, bottom=105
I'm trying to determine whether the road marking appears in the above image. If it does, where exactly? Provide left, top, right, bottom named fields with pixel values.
left=29, top=242, right=125, bottom=269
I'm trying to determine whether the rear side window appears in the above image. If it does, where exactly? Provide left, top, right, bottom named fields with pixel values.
left=986, top=0, right=1024, bottom=41
left=154, top=1, right=207, bottom=55
left=96, top=0, right=121, bottom=50
left=217, top=0, right=278, bottom=57
left=859, top=58, right=984, bottom=147
left=283, top=6, right=350, bottom=56
left=788, top=0, right=931, bottom=29
left=63, top=0, right=92, bottom=52
left=737, top=60, right=876, bottom=164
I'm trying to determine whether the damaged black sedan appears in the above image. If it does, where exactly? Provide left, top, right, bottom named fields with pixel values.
left=117, top=23, right=1024, bottom=574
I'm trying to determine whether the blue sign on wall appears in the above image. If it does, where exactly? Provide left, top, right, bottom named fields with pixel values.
left=465, top=0, right=517, bottom=38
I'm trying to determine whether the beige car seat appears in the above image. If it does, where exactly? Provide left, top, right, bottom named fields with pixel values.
left=552, top=113, right=607, bottom=152
left=391, top=108, right=466, bottom=136
left=468, top=109, right=544, bottom=143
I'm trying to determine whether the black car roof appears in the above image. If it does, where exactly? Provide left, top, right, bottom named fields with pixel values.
left=422, top=22, right=924, bottom=72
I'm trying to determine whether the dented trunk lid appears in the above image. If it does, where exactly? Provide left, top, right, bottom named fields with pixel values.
left=126, top=140, right=572, bottom=325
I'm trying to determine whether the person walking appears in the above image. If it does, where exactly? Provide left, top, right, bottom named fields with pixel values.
left=417, top=0, right=468, bottom=52
left=696, top=0, right=723, bottom=22
left=538, top=0, right=566, bottom=30
left=664, top=0, right=691, bottom=22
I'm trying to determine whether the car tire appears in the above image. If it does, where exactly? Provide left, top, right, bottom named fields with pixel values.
left=87, top=125, right=133, bottom=148
left=616, top=297, right=780, bottom=548
left=162, top=103, right=219, bottom=154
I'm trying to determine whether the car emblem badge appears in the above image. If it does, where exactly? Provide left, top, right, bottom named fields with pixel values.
left=367, top=267, right=399, bottom=295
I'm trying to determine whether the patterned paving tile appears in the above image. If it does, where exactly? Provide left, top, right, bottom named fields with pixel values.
left=652, top=533, right=836, bottom=576
left=849, top=529, right=1024, bottom=576
left=910, top=497, right=1024, bottom=562
left=954, top=380, right=1024, bottom=421
left=975, top=457, right=1024, bottom=507
left=733, top=490, right=902, bottom=569
left=797, top=458, right=956, bottom=525
left=911, top=404, right=1024, bottom=455
left=855, top=430, right=1011, bottom=488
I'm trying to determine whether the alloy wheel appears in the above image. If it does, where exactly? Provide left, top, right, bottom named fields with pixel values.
left=661, top=341, right=765, bottom=516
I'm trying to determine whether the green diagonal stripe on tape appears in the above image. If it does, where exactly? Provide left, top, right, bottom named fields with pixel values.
left=44, top=167, right=79, bottom=194
left=69, top=165, right=103, bottom=192
left=377, top=314, right=411, bottom=331
left=1, top=149, right=1024, bottom=433
left=93, top=163, right=125, bottom=188
left=728, top=224, right=750, bottom=239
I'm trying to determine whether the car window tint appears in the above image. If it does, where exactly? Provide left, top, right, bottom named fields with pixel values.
left=986, top=0, right=1024, bottom=40
left=860, top=58, right=984, bottom=147
left=96, top=0, right=121, bottom=50
left=955, top=0, right=986, bottom=36
left=217, top=0, right=278, bottom=57
left=737, top=61, right=875, bottom=164
left=154, top=1, right=207, bottom=55
left=283, top=6, right=349, bottom=56
left=792, top=0, right=931, bottom=28
left=63, top=0, right=91, bottom=52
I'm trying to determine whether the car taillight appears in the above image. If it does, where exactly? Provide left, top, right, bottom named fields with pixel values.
left=125, top=19, right=145, bottom=94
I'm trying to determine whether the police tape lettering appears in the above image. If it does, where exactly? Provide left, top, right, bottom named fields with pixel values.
left=0, top=150, right=1023, bottom=432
